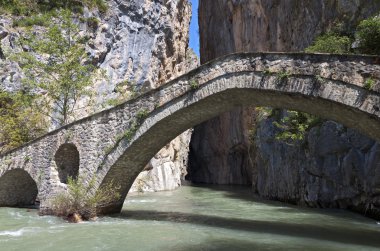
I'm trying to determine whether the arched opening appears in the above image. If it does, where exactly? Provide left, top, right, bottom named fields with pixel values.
left=0, top=169, right=38, bottom=207
left=55, top=143, right=80, bottom=183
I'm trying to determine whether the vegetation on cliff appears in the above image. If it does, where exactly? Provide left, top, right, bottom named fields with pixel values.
left=0, top=5, right=106, bottom=152
left=0, top=0, right=107, bottom=15
left=306, top=15, right=380, bottom=55
left=273, top=14, right=380, bottom=143
left=0, top=91, right=47, bottom=153
left=356, top=16, right=380, bottom=54
left=12, top=9, right=100, bottom=126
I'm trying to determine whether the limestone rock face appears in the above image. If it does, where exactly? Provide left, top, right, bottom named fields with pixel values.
left=197, top=0, right=380, bottom=59
left=187, top=107, right=255, bottom=184
left=192, top=0, right=380, bottom=216
left=130, top=130, right=192, bottom=193
left=0, top=0, right=196, bottom=193
left=255, top=119, right=380, bottom=218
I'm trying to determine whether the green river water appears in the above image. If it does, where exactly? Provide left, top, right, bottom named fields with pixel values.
left=0, top=185, right=379, bottom=251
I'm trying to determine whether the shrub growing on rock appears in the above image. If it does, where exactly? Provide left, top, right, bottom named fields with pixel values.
left=50, top=177, right=120, bottom=222
left=305, top=33, right=351, bottom=54
left=356, top=15, right=380, bottom=55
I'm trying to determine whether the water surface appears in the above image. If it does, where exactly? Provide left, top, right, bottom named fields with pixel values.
left=0, top=185, right=379, bottom=251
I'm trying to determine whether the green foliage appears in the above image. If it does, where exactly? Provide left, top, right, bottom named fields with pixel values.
left=85, top=16, right=100, bottom=29
left=356, top=16, right=380, bottom=55
left=24, top=155, right=31, bottom=162
left=0, top=91, right=47, bottom=153
left=105, top=98, right=122, bottom=107
left=277, top=71, right=291, bottom=80
left=123, top=109, right=149, bottom=141
left=273, top=111, right=322, bottom=143
left=50, top=176, right=120, bottom=221
left=189, top=79, right=199, bottom=90
left=364, top=78, right=375, bottom=90
left=263, top=69, right=273, bottom=76
left=124, top=121, right=139, bottom=141
left=13, top=12, right=52, bottom=27
left=136, top=109, right=149, bottom=123
left=104, top=82, right=140, bottom=108
left=289, top=15, right=380, bottom=144
left=315, top=75, right=326, bottom=84
left=0, top=0, right=108, bottom=16
left=13, top=10, right=98, bottom=126
left=305, top=33, right=351, bottom=54
left=0, top=0, right=39, bottom=15
left=305, top=15, right=380, bottom=55
left=255, top=107, right=274, bottom=122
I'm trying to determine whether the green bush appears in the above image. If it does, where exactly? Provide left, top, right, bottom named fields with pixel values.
left=356, top=16, right=380, bottom=55
left=364, top=78, right=375, bottom=90
left=50, top=177, right=120, bottom=221
left=0, top=0, right=108, bottom=16
left=136, top=109, right=149, bottom=123
left=0, top=91, right=47, bottom=154
left=305, top=33, right=351, bottom=54
left=287, top=15, right=380, bottom=144
left=86, top=16, right=100, bottom=29
left=273, top=111, right=322, bottom=143
left=189, top=79, right=199, bottom=90
left=13, top=13, right=51, bottom=27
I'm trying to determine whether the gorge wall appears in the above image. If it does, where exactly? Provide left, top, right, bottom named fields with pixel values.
left=189, top=0, right=380, bottom=218
left=0, top=0, right=197, bottom=192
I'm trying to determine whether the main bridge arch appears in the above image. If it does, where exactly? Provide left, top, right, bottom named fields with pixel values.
left=0, top=53, right=379, bottom=213
left=97, top=53, right=380, bottom=213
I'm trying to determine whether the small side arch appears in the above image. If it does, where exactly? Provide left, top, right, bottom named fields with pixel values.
left=0, top=169, right=38, bottom=207
left=54, top=143, right=80, bottom=183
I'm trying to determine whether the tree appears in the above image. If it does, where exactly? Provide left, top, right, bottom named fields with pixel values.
left=0, top=90, right=47, bottom=153
left=14, top=9, right=96, bottom=126
left=356, top=15, right=380, bottom=55
left=276, top=14, right=380, bottom=144
left=50, top=177, right=120, bottom=222
left=305, top=33, right=351, bottom=54
left=273, top=110, right=322, bottom=144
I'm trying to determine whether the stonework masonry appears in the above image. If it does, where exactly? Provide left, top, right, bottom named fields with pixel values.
left=0, top=0, right=197, bottom=193
left=0, top=53, right=379, bottom=215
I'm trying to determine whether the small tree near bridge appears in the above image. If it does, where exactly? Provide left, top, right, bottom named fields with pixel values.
left=50, top=177, right=120, bottom=222
left=13, top=9, right=98, bottom=126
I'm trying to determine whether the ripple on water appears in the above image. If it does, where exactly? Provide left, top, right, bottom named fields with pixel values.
left=126, top=199, right=157, bottom=203
left=0, top=185, right=380, bottom=251
left=0, top=227, right=41, bottom=237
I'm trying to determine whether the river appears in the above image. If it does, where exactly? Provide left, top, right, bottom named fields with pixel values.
left=0, top=185, right=379, bottom=251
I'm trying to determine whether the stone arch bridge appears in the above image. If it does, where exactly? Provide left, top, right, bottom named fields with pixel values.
left=0, top=53, right=380, bottom=214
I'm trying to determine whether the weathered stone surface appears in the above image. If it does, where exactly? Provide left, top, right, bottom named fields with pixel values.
left=0, top=26, right=8, bottom=40
left=191, top=0, right=380, bottom=185
left=193, top=0, right=380, bottom=219
left=0, top=52, right=379, bottom=215
left=0, top=0, right=196, bottom=193
left=187, top=106, right=255, bottom=184
left=255, top=119, right=380, bottom=218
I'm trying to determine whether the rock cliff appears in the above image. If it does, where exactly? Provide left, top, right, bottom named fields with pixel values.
left=0, top=0, right=197, bottom=192
left=190, top=0, right=380, bottom=218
